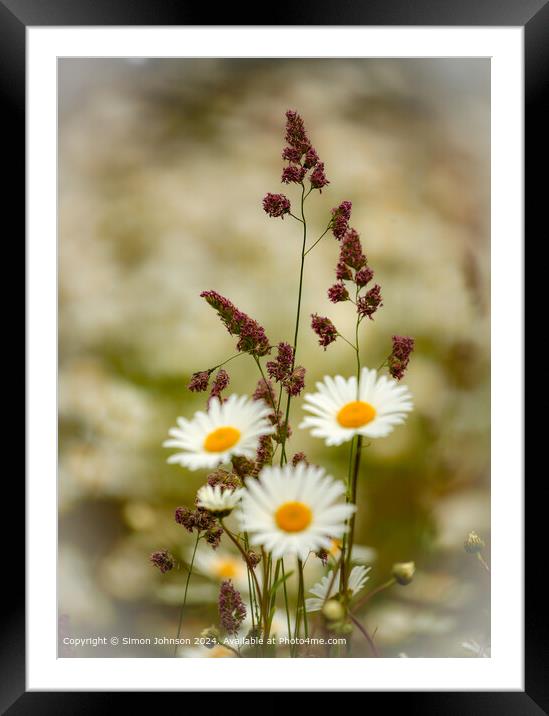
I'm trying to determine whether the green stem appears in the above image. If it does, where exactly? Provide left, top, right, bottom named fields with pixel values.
left=280, top=559, right=292, bottom=651
left=279, top=182, right=308, bottom=466
left=298, top=559, right=309, bottom=640
left=355, top=319, right=362, bottom=382
left=173, top=532, right=200, bottom=657
left=221, top=521, right=263, bottom=607
left=268, top=559, right=281, bottom=614
left=321, top=551, right=344, bottom=616
left=270, top=384, right=285, bottom=462
left=288, top=212, right=304, bottom=223
left=293, top=560, right=304, bottom=655
left=349, top=613, right=380, bottom=657
left=341, top=298, right=363, bottom=592
left=339, top=436, right=357, bottom=589
left=253, top=355, right=278, bottom=417
left=377, top=358, right=388, bottom=372
left=303, top=224, right=331, bottom=256
left=261, top=547, right=271, bottom=649
left=243, top=532, right=260, bottom=630
left=337, top=332, right=359, bottom=352
left=351, top=577, right=396, bottom=613
left=345, top=435, right=363, bottom=584
left=210, top=352, right=245, bottom=372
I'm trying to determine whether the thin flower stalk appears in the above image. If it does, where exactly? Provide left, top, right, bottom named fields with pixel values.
left=339, top=287, right=365, bottom=593
left=173, top=532, right=201, bottom=657
left=221, top=520, right=263, bottom=608
left=279, top=182, right=308, bottom=466
left=349, top=613, right=380, bottom=657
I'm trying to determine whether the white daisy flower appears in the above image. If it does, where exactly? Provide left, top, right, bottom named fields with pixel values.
left=306, top=565, right=371, bottom=612
left=196, top=484, right=243, bottom=516
left=300, top=367, right=413, bottom=446
left=238, top=463, right=355, bottom=561
left=163, top=395, right=275, bottom=471
left=193, top=548, right=250, bottom=591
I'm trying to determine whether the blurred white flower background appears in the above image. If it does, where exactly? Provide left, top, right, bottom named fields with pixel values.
left=59, top=58, right=490, bottom=657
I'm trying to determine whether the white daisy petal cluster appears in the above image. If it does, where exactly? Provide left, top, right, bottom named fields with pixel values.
left=300, top=367, right=413, bottom=446
left=196, top=484, right=243, bottom=516
left=163, top=394, right=275, bottom=470
left=238, top=463, right=355, bottom=561
left=306, top=565, right=371, bottom=612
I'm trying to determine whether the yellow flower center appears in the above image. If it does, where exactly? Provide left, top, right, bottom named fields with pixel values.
left=216, top=560, right=238, bottom=579
left=336, top=400, right=376, bottom=428
left=203, top=426, right=241, bottom=453
left=329, top=538, right=342, bottom=556
left=275, top=501, right=313, bottom=533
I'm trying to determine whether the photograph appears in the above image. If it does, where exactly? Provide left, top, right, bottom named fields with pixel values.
left=57, top=57, right=491, bottom=660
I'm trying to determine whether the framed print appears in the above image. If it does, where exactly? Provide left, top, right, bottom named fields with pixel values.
left=7, top=0, right=544, bottom=707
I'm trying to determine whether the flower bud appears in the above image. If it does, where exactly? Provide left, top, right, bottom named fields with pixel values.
left=322, top=599, right=346, bottom=623
left=150, top=549, right=175, bottom=573
left=311, top=313, right=338, bottom=349
left=187, top=370, right=211, bottom=392
left=230, top=456, right=253, bottom=479
left=262, top=192, right=291, bottom=218
left=218, top=580, right=246, bottom=635
left=281, top=165, right=306, bottom=184
left=292, top=452, right=309, bottom=467
left=315, top=548, right=329, bottom=566
left=357, top=284, right=383, bottom=320
left=464, top=530, right=485, bottom=554
left=392, top=561, right=416, bottom=585
left=388, top=335, right=415, bottom=380
left=310, top=161, right=329, bottom=191
left=327, top=282, right=349, bottom=303
left=247, top=550, right=262, bottom=569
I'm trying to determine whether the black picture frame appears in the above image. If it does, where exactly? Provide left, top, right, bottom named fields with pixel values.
left=6, top=0, right=543, bottom=708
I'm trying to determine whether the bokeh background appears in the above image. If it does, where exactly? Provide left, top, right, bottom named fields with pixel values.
left=58, top=58, right=490, bottom=658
